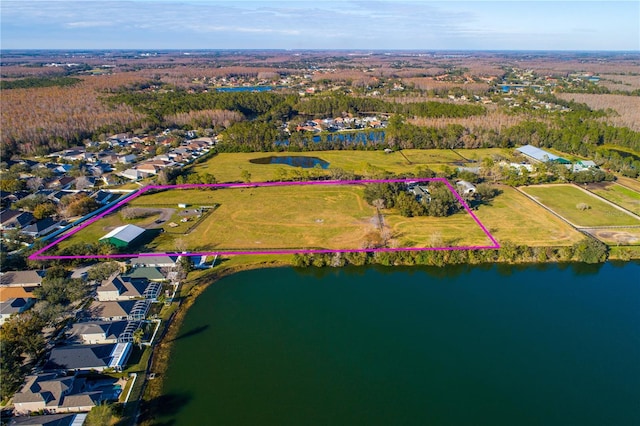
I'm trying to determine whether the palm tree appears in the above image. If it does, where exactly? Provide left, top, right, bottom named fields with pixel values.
left=133, top=327, right=144, bottom=349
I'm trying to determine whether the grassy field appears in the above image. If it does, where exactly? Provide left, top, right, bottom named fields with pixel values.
left=586, top=182, right=640, bottom=215
left=52, top=183, right=500, bottom=255
left=384, top=212, right=491, bottom=247
left=521, top=184, right=640, bottom=227
left=473, top=185, right=584, bottom=246
left=616, top=176, right=640, bottom=193
left=191, top=148, right=511, bottom=183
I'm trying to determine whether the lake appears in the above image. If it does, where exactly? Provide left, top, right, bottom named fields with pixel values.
left=276, top=130, right=386, bottom=146
left=249, top=155, right=330, bottom=169
left=157, top=262, right=640, bottom=425
left=216, top=86, right=275, bottom=92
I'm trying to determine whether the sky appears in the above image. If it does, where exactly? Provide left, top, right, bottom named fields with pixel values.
left=1, top=0, right=638, bottom=51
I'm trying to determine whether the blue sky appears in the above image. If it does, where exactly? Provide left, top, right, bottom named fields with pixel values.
left=1, top=1, right=638, bottom=50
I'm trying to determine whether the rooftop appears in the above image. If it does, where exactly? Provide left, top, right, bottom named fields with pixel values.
left=100, top=224, right=145, bottom=243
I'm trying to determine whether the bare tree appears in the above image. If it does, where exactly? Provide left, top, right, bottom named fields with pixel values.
left=75, top=176, right=93, bottom=190
left=27, top=177, right=44, bottom=191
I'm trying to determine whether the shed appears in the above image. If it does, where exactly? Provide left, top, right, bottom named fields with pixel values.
left=99, top=224, right=145, bottom=248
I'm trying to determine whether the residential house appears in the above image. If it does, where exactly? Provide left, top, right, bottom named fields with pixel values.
left=0, top=270, right=44, bottom=287
left=0, top=286, right=37, bottom=303
left=96, top=273, right=160, bottom=301
left=8, top=412, right=87, bottom=426
left=0, top=209, right=35, bottom=230
left=87, top=299, right=150, bottom=321
left=47, top=176, right=75, bottom=190
left=408, top=184, right=431, bottom=203
left=119, top=168, right=149, bottom=180
left=0, top=298, right=35, bottom=326
left=48, top=191, right=75, bottom=205
left=12, top=373, right=102, bottom=415
left=43, top=342, right=132, bottom=372
left=21, top=217, right=61, bottom=238
left=129, top=254, right=179, bottom=268
left=67, top=320, right=131, bottom=344
left=101, top=174, right=121, bottom=186
left=92, top=190, right=120, bottom=205
left=123, top=267, right=167, bottom=282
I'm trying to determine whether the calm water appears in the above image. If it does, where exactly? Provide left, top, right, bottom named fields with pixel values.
left=216, top=86, right=274, bottom=92
left=157, top=262, right=640, bottom=425
left=276, top=130, right=386, bottom=146
left=249, top=155, right=330, bottom=169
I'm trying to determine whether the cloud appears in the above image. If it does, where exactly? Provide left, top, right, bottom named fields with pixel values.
left=1, top=1, right=637, bottom=50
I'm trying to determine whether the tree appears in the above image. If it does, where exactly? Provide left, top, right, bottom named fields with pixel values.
left=65, top=195, right=100, bottom=217
left=33, top=202, right=58, bottom=220
left=133, top=327, right=145, bottom=349
left=85, top=403, right=120, bottom=426
left=34, top=277, right=88, bottom=306
left=26, top=177, right=44, bottom=191
left=426, top=183, right=460, bottom=217
left=0, top=178, right=24, bottom=192
left=75, top=176, right=93, bottom=190
left=572, top=238, right=608, bottom=263
left=87, top=262, right=122, bottom=282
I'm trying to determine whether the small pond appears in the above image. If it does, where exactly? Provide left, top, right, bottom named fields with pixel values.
left=249, top=156, right=330, bottom=169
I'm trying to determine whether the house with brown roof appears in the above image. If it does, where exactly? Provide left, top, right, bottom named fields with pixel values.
left=0, top=286, right=37, bottom=303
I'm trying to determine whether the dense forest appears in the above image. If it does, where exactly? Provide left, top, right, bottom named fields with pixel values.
left=0, top=76, right=81, bottom=90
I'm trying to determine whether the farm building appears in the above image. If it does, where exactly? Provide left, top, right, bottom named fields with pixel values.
left=516, top=144, right=570, bottom=164
left=99, top=224, right=145, bottom=248
left=456, top=180, right=477, bottom=196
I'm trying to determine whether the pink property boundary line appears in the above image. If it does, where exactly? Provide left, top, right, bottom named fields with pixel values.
left=29, top=178, right=500, bottom=261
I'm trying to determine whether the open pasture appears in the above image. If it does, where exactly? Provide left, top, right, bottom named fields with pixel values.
left=473, top=186, right=585, bottom=246
left=191, top=148, right=510, bottom=183
left=585, top=182, right=640, bottom=216
left=521, top=184, right=640, bottom=227
left=47, top=181, right=497, bottom=257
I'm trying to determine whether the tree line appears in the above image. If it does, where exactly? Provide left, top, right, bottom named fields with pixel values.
left=0, top=76, right=81, bottom=90
left=292, top=237, right=609, bottom=269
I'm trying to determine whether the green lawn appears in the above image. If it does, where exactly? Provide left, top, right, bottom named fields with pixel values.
left=51, top=183, right=500, bottom=254
left=474, top=185, right=585, bottom=246
left=191, top=148, right=510, bottom=183
left=521, top=184, right=640, bottom=227
left=588, top=183, right=640, bottom=216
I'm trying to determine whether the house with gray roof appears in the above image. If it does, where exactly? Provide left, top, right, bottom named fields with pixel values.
left=0, top=209, right=35, bottom=230
left=43, top=342, right=132, bottom=372
left=96, top=273, right=158, bottom=301
left=129, top=254, right=179, bottom=268
left=21, top=218, right=62, bottom=238
left=0, top=298, right=35, bottom=326
left=12, top=373, right=102, bottom=415
left=8, top=412, right=87, bottom=426
left=67, top=320, right=131, bottom=344
left=87, top=299, right=150, bottom=321
left=123, top=266, right=167, bottom=282
left=0, top=270, right=44, bottom=287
